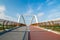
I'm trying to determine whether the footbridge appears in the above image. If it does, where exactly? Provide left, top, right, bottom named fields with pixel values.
left=0, top=15, right=60, bottom=40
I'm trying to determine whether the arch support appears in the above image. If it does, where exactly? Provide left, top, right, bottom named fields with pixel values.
left=30, top=15, right=38, bottom=24
left=17, top=15, right=26, bottom=26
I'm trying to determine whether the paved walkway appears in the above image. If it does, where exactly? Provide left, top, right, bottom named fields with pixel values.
left=0, top=26, right=60, bottom=40
left=0, top=26, right=28, bottom=40
left=30, top=26, right=60, bottom=40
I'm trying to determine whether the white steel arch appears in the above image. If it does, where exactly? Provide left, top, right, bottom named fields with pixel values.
left=17, top=15, right=38, bottom=25
left=17, top=15, right=26, bottom=24
left=30, top=15, right=38, bottom=24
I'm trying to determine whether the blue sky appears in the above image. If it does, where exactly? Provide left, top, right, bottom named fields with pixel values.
left=0, top=0, right=60, bottom=24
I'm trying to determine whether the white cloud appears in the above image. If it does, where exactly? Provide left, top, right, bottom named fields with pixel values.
left=0, top=13, right=5, bottom=19
left=17, top=5, right=44, bottom=23
left=46, top=0, right=50, bottom=2
left=23, top=6, right=34, bottom=16
left=0, top=5, right=6, bottom=19
left=48, top=13, right=60, bottom=20
left=42, top=18, right=60, bottom=22
left=0, top=12, right=17, bottom=22
left=37, top=5, right=42, bottom=11
left=48, top=18, right=60, bottom=21
left=27, top=8, right=33, bottom=14
left=0, top=5, right=5, bottom=12
left=46, top=7, right=60, bottom=22
left=0, top=5, right=17, bottom=22
left=39, top=6, right=60, bottom=22
left=48, top=9, right=60, bottom=18
left=37, top=12, right=44, bottom=17
left=46, top=0, right=56, bottom=5
left=47, top=1, right=54, bottom=5
left=16, top=13, right=20, bottom=18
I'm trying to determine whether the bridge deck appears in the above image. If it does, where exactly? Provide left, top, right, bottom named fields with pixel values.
left=0, top=27, right=28, bottom=40
left=30, top=26, right=60, bottom=40
left=0, top=26, right=60, bottom=40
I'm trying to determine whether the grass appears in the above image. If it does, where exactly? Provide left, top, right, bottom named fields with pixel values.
left=0, top=25, right=16, bottom=30
left=39, top=25, right=60, bottom=32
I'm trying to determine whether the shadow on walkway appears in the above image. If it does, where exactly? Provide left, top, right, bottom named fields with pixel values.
left=0, top=26, right=20, bottom=36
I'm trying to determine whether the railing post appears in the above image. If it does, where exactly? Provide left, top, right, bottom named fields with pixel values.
left=3, top=20, right=6, bottom=31
left=6, top=21, right=9, bottom=29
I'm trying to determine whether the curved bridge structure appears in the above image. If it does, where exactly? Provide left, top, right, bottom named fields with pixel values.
left=0, top=15, right=60, bottom=40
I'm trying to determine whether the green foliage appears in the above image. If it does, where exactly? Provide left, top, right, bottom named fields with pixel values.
left=39, top=24, right=60, bottom=32
left=0, top=25, right=17, bottom=30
